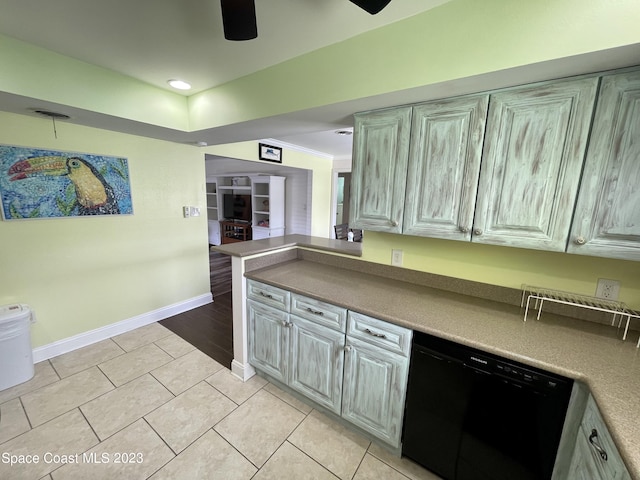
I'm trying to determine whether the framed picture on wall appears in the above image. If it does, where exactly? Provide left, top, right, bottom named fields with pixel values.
left=0, top=144, right=133, bottom=220
left=258, top=143, right=282, bottom=163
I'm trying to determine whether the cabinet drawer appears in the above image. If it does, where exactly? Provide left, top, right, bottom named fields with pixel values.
left=580, top=395, right=630, bottom=479
left=247, top=280, right=290, bottom=311
left=291, top=293, right=347, bottom=332
left=347, top=311, right=412, bottom=356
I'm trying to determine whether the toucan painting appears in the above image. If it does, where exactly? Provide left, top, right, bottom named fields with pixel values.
left=0, top=145, right=132, bottom=219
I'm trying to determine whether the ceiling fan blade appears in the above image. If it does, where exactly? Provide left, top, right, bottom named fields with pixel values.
left=348, top=0, right=392, bottom=15
left=220, top=0, right=258, bottom=41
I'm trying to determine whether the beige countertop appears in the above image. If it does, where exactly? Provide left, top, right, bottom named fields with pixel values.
left=246, top=259, right=640, bottom=478
left=210, top=234, right=362, bottom=258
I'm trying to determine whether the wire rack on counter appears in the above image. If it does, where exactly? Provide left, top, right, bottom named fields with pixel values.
left=521, top=285, right=640, bottom=347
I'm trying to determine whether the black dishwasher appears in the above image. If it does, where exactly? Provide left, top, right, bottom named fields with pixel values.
left=402, top=331, right=573, bottom=480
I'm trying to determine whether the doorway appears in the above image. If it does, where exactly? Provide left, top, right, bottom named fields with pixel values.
left=335, top=172, right=351, bottom=225
left=332, top=168, right=353, bottom=238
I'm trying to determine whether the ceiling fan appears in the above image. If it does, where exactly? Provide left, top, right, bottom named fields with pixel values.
left=220, top=0, right=393, bottom=41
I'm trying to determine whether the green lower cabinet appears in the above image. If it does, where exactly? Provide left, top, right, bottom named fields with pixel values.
left=289, top=315, right=345, bottom=415
left=247, top=282, right=412, bottom=450
left=568, top=432, right=606, bottom=480
left=567, top=395, right=631, bottom=480
left=248, top=300, right=289, bottom=384
left=341, top=336, right=409, bottom=449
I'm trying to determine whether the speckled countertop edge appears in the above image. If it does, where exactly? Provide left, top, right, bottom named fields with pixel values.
left=246, top=259, right=640, bottom=479
left=210, top=234, right=362, bottom=257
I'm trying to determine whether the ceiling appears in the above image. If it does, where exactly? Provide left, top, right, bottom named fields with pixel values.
left=0, top=0, right=451, bottom=158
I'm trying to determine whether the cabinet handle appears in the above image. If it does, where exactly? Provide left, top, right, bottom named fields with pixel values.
left=575, top=236, right=586, bottom=245
left=460, top=226, right=470, bottom=233
left=344, top=345, right=352, bottom=352
left=306, top=307, right=324, bottom=316
left=589, top=429, right=608, bottom=461
left=364, top=328, right=387, bottom=339
left=259, top=291, right=274, bottom=299
left=473, top=228, right=483, bottom=236
left=391, top=220, right=399, bottom=227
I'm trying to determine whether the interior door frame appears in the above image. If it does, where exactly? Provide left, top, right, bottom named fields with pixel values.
left=331, top=167, right=351, bottom=238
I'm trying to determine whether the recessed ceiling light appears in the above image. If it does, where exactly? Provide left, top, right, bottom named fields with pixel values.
left=168, top=79, right=192, bottom=90
left=335, top=130, right=353, bottom=136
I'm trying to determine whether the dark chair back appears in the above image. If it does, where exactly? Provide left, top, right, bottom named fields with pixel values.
left=334, top=223, right=349, bottom=240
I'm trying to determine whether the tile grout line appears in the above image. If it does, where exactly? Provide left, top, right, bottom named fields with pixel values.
left=18, top=393, right=33, bottom=431
left=241, top=394, right=313, bottom=472
left=366, top=446, right=417, bottom=480
left=75, top=372, right=175, bottom=445
left=284, top=439, right=342, bottom=480
left=213, top=424, right=263, bottom=475
left=140, top=416, right=178, bottom=479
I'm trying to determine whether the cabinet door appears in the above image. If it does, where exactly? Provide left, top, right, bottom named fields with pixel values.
left=568, top=432, right=605, bottom=480
left=578, top=396, right=631, bottom=479
left=350, top=107, right=412, bottom=233
left=404, top=94, right=489, bottom=239
left=342, top=337, right=409, bottom=448
left=474, top=78, right=598, bottom=251
left=289, top=315, right=345, bottom=415
left=568, top=72, right=640, bottom=260
left=247, top=300, right=289, bottom=384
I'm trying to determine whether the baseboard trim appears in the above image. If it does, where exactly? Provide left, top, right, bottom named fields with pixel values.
left=231, top=359, right=256, bottom=381
left=32, top=293, right=213, bottom=363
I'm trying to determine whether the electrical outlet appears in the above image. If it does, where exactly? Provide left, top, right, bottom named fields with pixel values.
left=391, top=249, right=403, bottom=267
left=183, top=206, right=190, bottom=218
left=595, top=278, right=620, bottom=300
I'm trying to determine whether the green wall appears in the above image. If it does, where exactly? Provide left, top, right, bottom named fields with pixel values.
left=0, top=112, right=210, bottom=348
left=0, top=34, right=189, bottom=130
left=363, top=233, right=640, bottom=309
left=2, top=0, right=638, bottom=132
left=189, top=0, right=640, bottom=130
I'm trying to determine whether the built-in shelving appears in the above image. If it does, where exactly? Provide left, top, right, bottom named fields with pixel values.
left=251, top=175, right=285, bottom=240
left=206, top=181, right=218, bottom=222
left=206, top=174, right=286, bottom=244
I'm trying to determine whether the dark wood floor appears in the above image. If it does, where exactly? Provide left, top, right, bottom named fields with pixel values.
left=159, top=251, right=234, bottom=368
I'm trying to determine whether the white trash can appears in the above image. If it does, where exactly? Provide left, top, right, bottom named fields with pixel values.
left=0, top=304, right=35, bottom=391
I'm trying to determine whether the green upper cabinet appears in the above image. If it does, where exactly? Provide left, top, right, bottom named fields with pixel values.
left=567, top=71, right=640, bottom=261
left=350, top=106, right=412, bottom=233
left=473, top=78, right=598, bottom=251
left=404, top=95, right=489, bottom=240
left=349, top=68, right=640, bottom=260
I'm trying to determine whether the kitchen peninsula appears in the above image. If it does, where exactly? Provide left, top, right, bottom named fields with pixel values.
left=212, top=236, right=640, bottom=479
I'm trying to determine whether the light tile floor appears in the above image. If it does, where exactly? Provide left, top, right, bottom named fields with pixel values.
left=0, top=323, right=440, bottom=480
